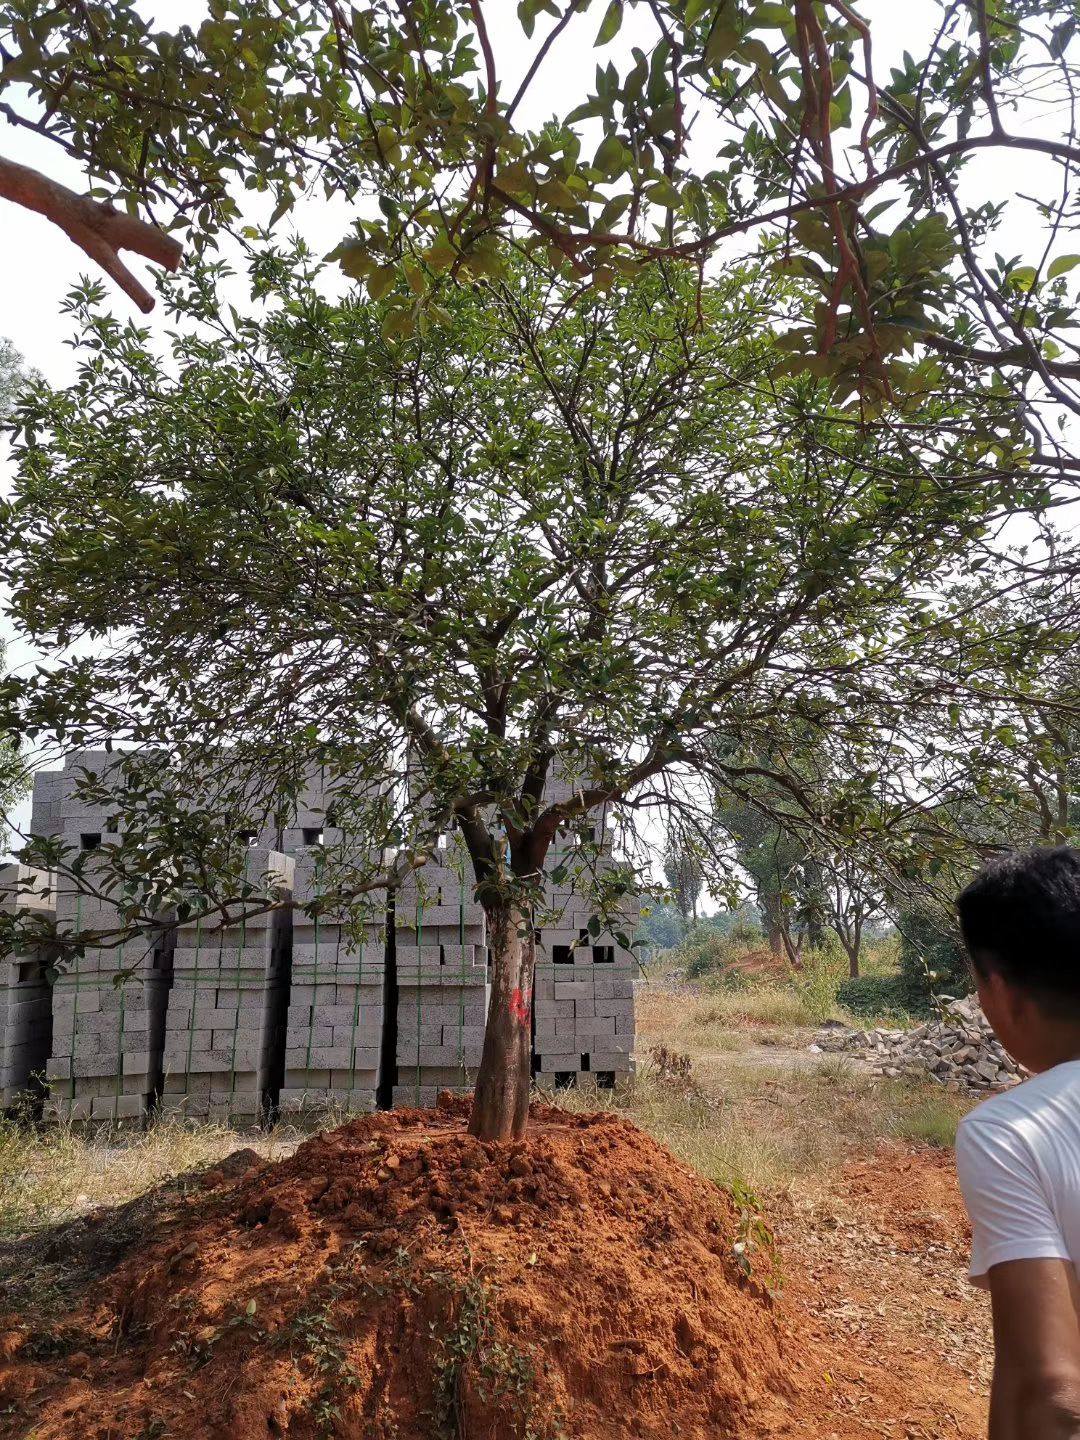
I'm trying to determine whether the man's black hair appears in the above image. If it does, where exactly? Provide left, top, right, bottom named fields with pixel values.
left=956, top=846, right=1080, bottom=1012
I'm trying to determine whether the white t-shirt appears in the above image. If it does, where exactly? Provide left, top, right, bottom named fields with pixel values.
left=956, top=1059, right=1080, bottom=1288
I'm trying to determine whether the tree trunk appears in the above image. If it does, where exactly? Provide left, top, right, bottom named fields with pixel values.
left=469, top=901, right=535, bottom=1141
left=767, top=922, right=784, bottom=957
left=848, top=917, right=863, bottom=979
left=780, top=928, right=803, bottom=971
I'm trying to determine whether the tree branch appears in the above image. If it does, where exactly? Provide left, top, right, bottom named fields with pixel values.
left=0, top=154, right=182, bottom=312
left=924, top=331, right=1080, bottom=381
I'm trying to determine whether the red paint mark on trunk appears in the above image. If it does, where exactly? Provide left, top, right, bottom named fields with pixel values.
left=509, top=986, right=532, bottom=1028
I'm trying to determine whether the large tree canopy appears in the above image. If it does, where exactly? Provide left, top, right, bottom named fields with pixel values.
left=0, top=250, right=1072, bottom=1134
left=2, top=1, right=1080, bottom=418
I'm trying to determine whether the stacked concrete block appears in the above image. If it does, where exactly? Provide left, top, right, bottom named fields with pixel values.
left=531, top=764, right=638, bottom=1089
left=161, top=849, right=293, bottom=1120
left=532, top=906, right=637, bottom=1089
left=279, top=851, right=386, bottom=1113
left=41, top=754, right=176, bottom=1121
left=278, top=768, right=337, bottom=854
left=16, top=748, right=640, bottom=1119
left=392, top=854, right=490, bottom=1108
left=0, top=865, right=56, bottom=1109
left=29, top=767, right=64, bottom=839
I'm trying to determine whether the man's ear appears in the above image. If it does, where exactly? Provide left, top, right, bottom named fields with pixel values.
left=983, top=967, right=1030, bottom=1029
left=977, top=965, right=1009, bottom=1017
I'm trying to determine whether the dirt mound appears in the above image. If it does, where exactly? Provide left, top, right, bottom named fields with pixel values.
left=0, top=1100, right=843, bottom=1440
left=722, top=947, right=789, bottom=983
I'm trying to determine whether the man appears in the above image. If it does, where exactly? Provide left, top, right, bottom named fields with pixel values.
left=955, top=847, right=1080, bottom=1439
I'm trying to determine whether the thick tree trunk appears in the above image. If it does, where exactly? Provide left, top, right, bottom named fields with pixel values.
left=469, top=902, right=535, bottom=1141
left=767, top=922, right=784, bottom=957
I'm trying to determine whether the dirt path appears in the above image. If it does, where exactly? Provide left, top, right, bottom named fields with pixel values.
left=778, top=1141, right=990, bottom=1438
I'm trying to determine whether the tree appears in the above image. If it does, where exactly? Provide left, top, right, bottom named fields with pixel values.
left=636, top=902, right=683, bottom=951
left=0, top=640, right=27, bottom=856
left=0, top=335, right=26, bottom=415
left=710, top=791, right=819, bottom=965
left=662, top=821, right=704, bottom=927
left=3, top=1, right=1080, bottom=424
left=820, top=850, right=881, bottom=978
left=0, top=247, right=1063, bottom=1139
left=0, top=338, right=31, bottom=849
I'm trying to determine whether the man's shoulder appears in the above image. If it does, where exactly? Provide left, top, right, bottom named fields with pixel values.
left=959, top=1061, right=1080, bottom=1143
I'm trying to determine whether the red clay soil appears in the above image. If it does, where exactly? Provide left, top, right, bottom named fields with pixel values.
left=0, top=1109, right=988, bottom=1440
left=781, top=1142, right=991, bottom=1439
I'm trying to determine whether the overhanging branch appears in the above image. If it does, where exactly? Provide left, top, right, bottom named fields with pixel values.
left=0, top=154, right=183, bottom=312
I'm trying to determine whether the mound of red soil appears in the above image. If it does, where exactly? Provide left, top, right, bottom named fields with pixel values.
left=1, top=1101, right=838, bottom=1440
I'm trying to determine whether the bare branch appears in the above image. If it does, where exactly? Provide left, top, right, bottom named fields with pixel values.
left=0, top=153, right=182, bottom=312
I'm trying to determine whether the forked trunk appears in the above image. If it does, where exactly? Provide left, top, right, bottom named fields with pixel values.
left=469, top=902, right=535, bottom=1141
left=780, top=928, right=803, bottom=971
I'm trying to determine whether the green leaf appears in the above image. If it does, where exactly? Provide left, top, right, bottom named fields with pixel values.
left=423, top=240, right=455, bottom=275
left=750, top=3, right=791, bottom=27
left=1049, top=254, right=1080, bottom=281
left=594, top=133, right=627, bottom=175
left=1051, top=18, right=1076, bottom=60
left=684, top=0, right=715, bottom=26
left=1008, top=265, right=1038, bottom=292
left=268, top=190, right=294, bottom=228
left=598, top=194, right=632, bottom=230
left=367, top=265, right=397, bottom=300
left=595, top=0, right=623, bottom=46
left=705, top=26, right=740, bottom=65
left=335, top=240, right=373, bottom=280
left=646, top=177, right=681, bottom=208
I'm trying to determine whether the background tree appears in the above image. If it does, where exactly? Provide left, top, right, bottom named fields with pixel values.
left=0, top=640, right=27, bottom=857
left=710, top=793, right=814, bottom=965
left=0, top=337, right=30, bottom=849
left=819, top=850, right=881, bottom=978
left=0, top=248, right=1068, bottom=1139
left=662, top=821, right=705, bottom=929
left=3, top=0, right=1080, bottom=429
left=0, top=336, right=27, bottom=415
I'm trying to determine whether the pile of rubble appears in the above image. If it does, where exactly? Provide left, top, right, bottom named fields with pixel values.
left=811, top=993, right=1023, bottom=1094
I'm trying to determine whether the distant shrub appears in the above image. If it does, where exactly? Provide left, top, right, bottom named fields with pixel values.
left=727, top=917, right=763, bottom=950
left=857, top=933, right=900, bottom=976
left=897, top=907, right=972, bottom=1009
left=682, top=931, right=735, bottom=981
left=636, top=903, right=684, bottom=951
left=790, top=947, right=845, bottom=1023
left=836, top=974, right=911, bottom=1020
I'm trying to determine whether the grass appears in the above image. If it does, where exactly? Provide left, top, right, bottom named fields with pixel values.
left=0, top=1113, right=296, bottom=1239
left=557, top=978, right=975, bottom=1200
left=890, top=1090, right=967, bottom=1148
left=556, top=1058, right=971, bottom=1199
left=638, top=985, right=818, bottom=1041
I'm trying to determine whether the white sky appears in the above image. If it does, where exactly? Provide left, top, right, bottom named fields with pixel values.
left=0, top=0, right=1070, bottom=851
